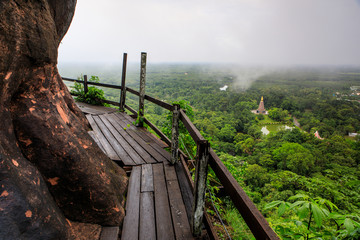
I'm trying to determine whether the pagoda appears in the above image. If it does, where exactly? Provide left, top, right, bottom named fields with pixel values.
left=256, top=96, right=267, bottom=114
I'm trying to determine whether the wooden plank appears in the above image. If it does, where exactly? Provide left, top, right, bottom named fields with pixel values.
left=174, top=161, right=194, bottom=223
left=100, top=227, right=119, bottom=240
left=88, top=131, right=106, bottom=154
left=146, top=131, right=169, bottom=148
left=99, top=114, right=143, bottom=165
left=153, top=164, right=175, bottom=240
left=93, top=115, right=133, bottom=165
left=209, top=149, right=280, bottom=239
left=144, top=117, right=171, bottom=147
left=167, top=180, right=193, bottom=240
left=121, top=166, right=141, bottom=240
left=141, top=164, right=154, bottom=192
left=77, top=102, right=117, bottom=115
left=86, top=115, right=120, bottom=160
left=118, top=114, right=171, bottom=161
left=121, top=115, right=170, bottom=157
left=113, top=113, right=167, bottom=163
left=125, top=129, right=163, bottom=163
left=105, top=114, right=155, bottom=164
left=179, top=110, right=205, bottom=143
left=139, top=192, right=156, bottom=240
left=163, top=161, right=178, bottom=181
left=176, top=156, right=220, bottom=240
left=204, top=213, right=220, bottom=240
left=124, top=104, right=137, bottom=116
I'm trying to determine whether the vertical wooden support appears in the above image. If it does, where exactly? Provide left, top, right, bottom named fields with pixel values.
left=170, top=104, right=180, bottom=164
left=137, top=52, right=147, bottom=127
left=119, top=53, right=128, bottom=112
left=84, top=74, right=88, bottom=94
left=191, top=140, right=210, bottom=237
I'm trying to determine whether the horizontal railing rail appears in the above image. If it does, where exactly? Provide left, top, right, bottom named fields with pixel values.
left=61, top=52, right=279, bottom=239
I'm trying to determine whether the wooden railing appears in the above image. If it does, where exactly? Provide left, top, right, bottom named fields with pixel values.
left=62, top=53, right=280, bottom=240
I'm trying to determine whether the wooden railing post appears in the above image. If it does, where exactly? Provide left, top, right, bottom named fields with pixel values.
left=191, top=140, right=210, bottom=237
left=119, top=53, right=128, bottom=112
left=170, top=104, right=180, bottom=164
left=137, top=52, right=147, bottom=127
left=84, top=74, right=88, bottom=94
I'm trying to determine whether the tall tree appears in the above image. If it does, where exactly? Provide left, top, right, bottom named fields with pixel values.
left=0, top=1, right=127, bottom=239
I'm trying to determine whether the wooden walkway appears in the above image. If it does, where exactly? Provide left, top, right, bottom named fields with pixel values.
left=78, top=103, right=194, bottom=240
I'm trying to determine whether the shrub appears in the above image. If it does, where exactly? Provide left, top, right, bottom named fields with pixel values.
left=70, top=76, right=106, bottom=106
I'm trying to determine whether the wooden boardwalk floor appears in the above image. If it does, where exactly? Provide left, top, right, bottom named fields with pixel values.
left=78, top=103, right=194, bottom=240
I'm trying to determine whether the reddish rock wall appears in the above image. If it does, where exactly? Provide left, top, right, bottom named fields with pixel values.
left=0, top=1, right=127, bottom=239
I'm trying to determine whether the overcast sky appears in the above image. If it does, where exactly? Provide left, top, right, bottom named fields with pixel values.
left=58, top=0, right=360, bottom=66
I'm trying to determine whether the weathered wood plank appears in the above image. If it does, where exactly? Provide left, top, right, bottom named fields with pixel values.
left=143, top=117, right=171, bottom=147
left=141, top=164, right=154, bottom=192
left=86, top=115, right=120, bottom=160
left=93, top=115, right=133, bottom=165
left=119, top=114, right=171, bottom=162
left=153, top=163, right=175, bottom=240
left=179, top=110, right=205, bottom=143
left=146, top=130, right=169, bottom=148
left=120, top=114, right=171, bottom=160
left=176, top=156, right=220, bottom=240
left=174, top=160, right=193, bottom=223
left=113, top=113, right=166, bottom=163
left=139, top=192, right=156, bottom=240
left=121, top=166, right=141, bottom=240
left=88, top=131, right=106, bottom=154
left=105, top=114, right=155, bottom=164
left=167, top=180, right=193, bottom=240
left=100, top=227, right=119, bottom=240
left=76, top=102, right=117, bottom=115
left=99, top=114, right=143, bottom=165
left=120, top=114, right=160, bottom=142
left=163, top=161, right=178, bottom=181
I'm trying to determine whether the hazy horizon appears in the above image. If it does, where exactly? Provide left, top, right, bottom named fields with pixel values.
left=59, top=0, right=360, bottom=66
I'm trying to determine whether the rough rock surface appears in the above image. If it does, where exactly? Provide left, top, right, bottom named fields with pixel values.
left=0, top=1, right=128, bottom=239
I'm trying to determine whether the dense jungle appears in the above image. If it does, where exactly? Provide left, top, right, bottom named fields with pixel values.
left=60, top=63, right=360, bottom=239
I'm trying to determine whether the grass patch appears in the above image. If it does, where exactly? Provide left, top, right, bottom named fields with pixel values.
left=258, top=115, right=277, bottom=125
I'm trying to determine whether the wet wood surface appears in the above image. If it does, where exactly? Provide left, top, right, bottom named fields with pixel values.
left=78, top=103, right=194, bottom=240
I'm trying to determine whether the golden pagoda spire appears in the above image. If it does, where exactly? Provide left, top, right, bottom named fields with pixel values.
left=257, top=96, right=266, bottom=114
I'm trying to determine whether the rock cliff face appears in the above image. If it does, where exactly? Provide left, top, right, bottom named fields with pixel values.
left=0, top=1, right=128, bottom=239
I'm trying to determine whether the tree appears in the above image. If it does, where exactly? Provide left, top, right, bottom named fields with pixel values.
left=0, top=1, right=127, bottom=238
left=218, top=124, right=236, bottom=142
left=272, top=143, right=315, bottom=175
left=244, top=164, right=269, bottom=189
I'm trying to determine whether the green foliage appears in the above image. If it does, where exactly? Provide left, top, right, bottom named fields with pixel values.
left=265, top=194, right=360, bottom=239
left=70, top=76, right=107, bottom=106
left=272, top=143, right=315, bottom=175
left=244, top=164, right=269, bottom=189
left=218, top=124, right=236, bottom=142
left=268, top=108, right=289, bottom=122
left=62, top=64, right=360, bottom=239
left=162, top=100, right=196, bottom=158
